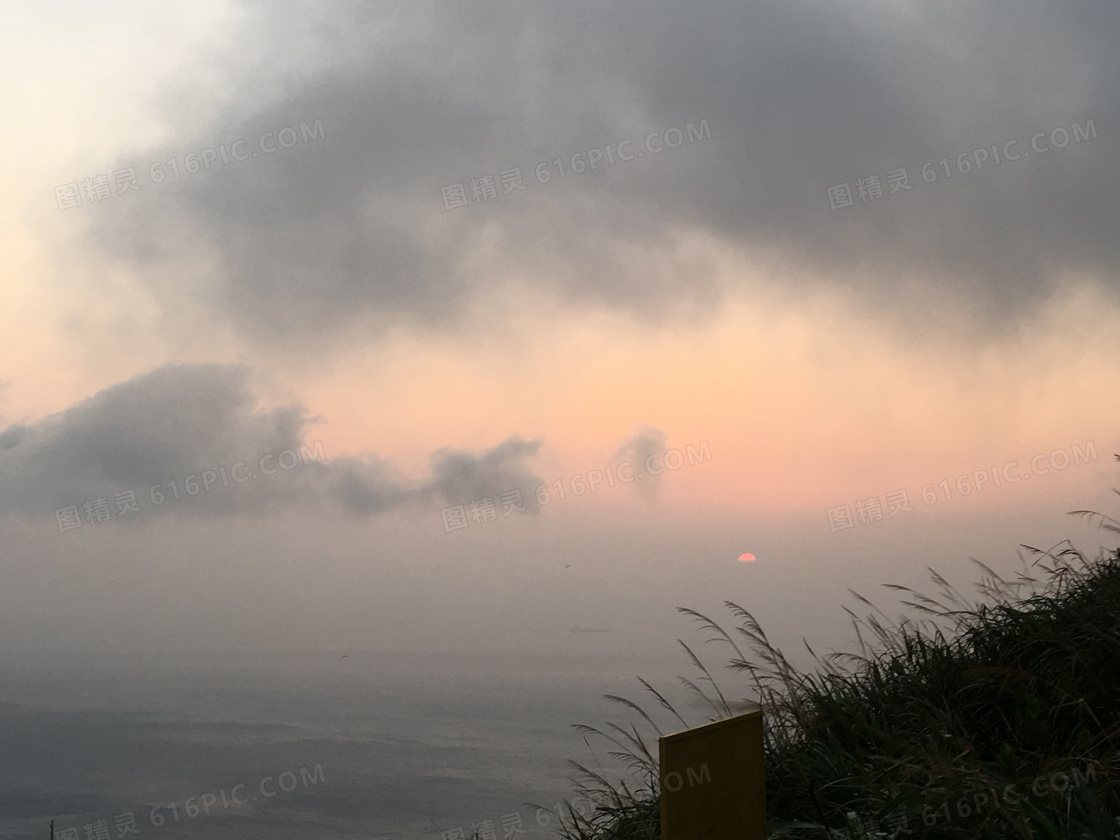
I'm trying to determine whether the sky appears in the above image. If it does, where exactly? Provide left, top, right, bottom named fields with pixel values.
left=1, top=0, right=1119, bottom=673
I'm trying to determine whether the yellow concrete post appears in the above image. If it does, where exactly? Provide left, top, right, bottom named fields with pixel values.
left=659, top=708, right=766, bottom=840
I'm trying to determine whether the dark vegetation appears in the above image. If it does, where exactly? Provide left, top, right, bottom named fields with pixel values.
left=546, top=467, right=1120, bottom=839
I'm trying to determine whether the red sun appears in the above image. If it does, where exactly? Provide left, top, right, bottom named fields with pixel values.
left=738, top=553, right=757, bottom=563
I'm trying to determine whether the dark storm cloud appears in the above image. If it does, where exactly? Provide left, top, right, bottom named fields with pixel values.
left=0, top=364, right=542, bottom=521
left=85, top=0, right=1119, bottom=340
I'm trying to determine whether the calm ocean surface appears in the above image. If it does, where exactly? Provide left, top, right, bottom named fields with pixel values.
left=0, top=651, right=690, bottom=840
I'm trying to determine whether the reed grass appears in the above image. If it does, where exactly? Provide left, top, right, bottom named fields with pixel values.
left=553, top=465, right=1120, bottom=839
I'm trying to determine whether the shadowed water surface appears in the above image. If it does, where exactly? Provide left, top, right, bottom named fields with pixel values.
left=0, top=651, right=684, bottom=839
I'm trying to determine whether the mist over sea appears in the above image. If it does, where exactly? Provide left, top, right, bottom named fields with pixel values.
left=0, top=650, right=693, bottom=840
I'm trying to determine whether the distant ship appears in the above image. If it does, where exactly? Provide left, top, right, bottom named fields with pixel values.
left=569, top=626, right=613, bottom=634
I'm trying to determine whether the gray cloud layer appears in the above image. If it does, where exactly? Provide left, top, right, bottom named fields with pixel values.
left=83, top=0, right=1118, bottom=342
left=0, top=364, right=542, bottom=522
left=613, top=424, right=667, bottom=498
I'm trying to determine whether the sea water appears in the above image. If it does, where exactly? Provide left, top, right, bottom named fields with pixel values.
left=0, top=650, right=689, bottom=839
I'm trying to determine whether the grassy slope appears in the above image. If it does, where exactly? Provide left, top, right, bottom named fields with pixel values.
left=555, top=507, right=1120, bottom=840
